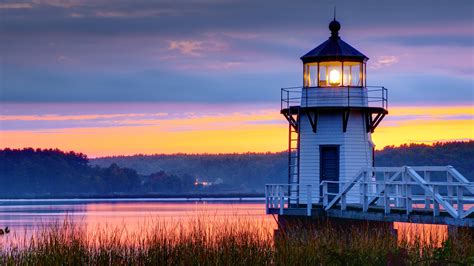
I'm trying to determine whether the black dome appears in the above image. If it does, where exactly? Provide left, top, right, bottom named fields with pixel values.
left=329, top=20, right=341, bottom=36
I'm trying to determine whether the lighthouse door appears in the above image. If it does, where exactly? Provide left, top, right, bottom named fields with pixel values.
left=320, top=146, right=340, bottom=200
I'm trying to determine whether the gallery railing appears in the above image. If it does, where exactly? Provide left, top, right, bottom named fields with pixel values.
left=281, top=86, right=388, bottom=111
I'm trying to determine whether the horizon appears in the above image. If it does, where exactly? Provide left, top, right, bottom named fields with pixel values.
left=2, top=139, right=472, bottom=159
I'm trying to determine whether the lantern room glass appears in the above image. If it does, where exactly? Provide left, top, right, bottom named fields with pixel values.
left=342, top=61, right=363, bottom=87
left=303, top=61, right=365, bottom=87
left=319, top=61, right=342, bottom=86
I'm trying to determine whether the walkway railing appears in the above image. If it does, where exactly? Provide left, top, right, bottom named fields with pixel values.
left=323, top=166, right=474, bottom=219
left=281, top=86, right=388, bottom=111
left=265, top=166, right=474, bottom=221
left=265, top=184, right=313, bottom=216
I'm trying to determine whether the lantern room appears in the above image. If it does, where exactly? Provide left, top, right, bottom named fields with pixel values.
left=301, top=19, right=368, bottom=88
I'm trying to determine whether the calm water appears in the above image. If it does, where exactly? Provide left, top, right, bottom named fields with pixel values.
left=0, top=198, right=447, bottom=247
left=0, top=198, right=277, bottom=246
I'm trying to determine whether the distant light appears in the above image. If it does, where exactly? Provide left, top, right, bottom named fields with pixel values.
left=329, top=69, right=341, bottom=86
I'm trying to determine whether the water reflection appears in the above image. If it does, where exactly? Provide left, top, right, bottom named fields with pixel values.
left=0, top=199, right=277, bottom=248
left=0, top=199, right=450, bottom=248
left=394, top=222, right=447, bottom=247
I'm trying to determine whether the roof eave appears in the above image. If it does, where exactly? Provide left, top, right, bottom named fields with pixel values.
left=300, top=55, right=369, bottom=63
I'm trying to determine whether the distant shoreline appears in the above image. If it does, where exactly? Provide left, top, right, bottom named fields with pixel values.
left=0, top=193, right=265, bottom=201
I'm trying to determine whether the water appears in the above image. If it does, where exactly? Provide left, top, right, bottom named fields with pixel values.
left=0, top=198, right=448, bottom=248
left=0, top=198, right=277, bottom=247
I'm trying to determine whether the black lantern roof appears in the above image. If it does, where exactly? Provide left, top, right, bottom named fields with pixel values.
left=301, top=19, right=368, bottom=63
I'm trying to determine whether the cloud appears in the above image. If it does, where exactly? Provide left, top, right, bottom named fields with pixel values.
left=372, top=35, right=473, bottom=47
left=370, top=56, right=399, bottom=69
left=68, top=12, right=83, bottom=18
left=206, top=61, right=242, bottom=70
left=30, top=0, right=95, bottom=8
left=94, top=9, right=175, bottom=18
left=168, top=40, right=204, bottom=56
left=167, top=39, right=228, bottom=57
left=0, top=103, right=280, bottom=132
left=56, top=55, right=75, bottom=63
left=0, top=3, right=33, bottom=9
left=222, top=32, right=258, bottom=40
left=1, top=0, right=472, bottom=104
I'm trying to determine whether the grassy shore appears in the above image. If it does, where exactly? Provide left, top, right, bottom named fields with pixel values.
left=0, top=218, right=473, bottom=265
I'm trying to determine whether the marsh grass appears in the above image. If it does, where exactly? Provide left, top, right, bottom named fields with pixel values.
left=0, top=217, right=473, bottom=265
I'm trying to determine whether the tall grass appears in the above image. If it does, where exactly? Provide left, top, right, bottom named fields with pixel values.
left=0, top=217, right=473, bottom=265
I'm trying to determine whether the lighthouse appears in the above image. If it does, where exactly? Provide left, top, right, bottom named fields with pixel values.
left=281, top=18, right=388, bottom=205
left=266, top=19, right=473, bottom=228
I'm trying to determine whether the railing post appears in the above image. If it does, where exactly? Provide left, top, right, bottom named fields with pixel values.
left=403, top=168, right=411, bottom=214
left=406, top=181, right=412, bottom=215
left=384, top=182, right=390, bottom=214
left=269, top=185, right=273, bottom=208
left=281, top=89, right=283, bottom=111
left=457, top=186, right=464, bottom=219
left=424, top=171, right=431, bottom=209
left=307, top=185, right=312, bottom=216
left=279, top=185, right=284, bottom=215
left=375, top=174, right=382, bottom=207
left=383, top=172, right=390, bottom=214
left=363, top=171, right=368, bottom=212
left=447, top=172, right=453, bottom=204
left=433, top=185, right=440, bottom=217
left=395, top=183, right=401, bottom=207
left=265, top=185, right=269, bottom=213
left=341, top=193, right=347, bottom=211
left=323, top=182, right=328, bottom=207
left=347, top=86, right=350, bottom=106
left=397, top=169, right=406, bottom=208
left=274, top=185, right=278, bottom=208
left=305, top=87, right=308, bottom=107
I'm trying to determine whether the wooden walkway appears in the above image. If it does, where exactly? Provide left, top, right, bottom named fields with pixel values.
left=265, top=166, right=474, bottom=227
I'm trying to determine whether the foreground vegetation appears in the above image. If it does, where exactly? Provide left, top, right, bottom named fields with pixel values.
left=1, top=218, right=473, bottom=265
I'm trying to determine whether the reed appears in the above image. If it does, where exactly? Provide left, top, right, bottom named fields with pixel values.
left=0, top=217, right=472, bottom=265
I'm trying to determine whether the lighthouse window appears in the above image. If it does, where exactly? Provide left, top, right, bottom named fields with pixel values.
left=319, top=61, right=342, bottom=87
left=303, top=63, right=318, bottom=87
left=342, top=62, right=362, bottom=87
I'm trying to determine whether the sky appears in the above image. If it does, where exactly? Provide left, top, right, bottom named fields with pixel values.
left=0, top=0, right=473, bottom=157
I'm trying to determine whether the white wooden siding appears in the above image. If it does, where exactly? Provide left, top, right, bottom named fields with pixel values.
left=301, top=87, right=368, bottom=108
left=298, top=110, right=373, bottom=204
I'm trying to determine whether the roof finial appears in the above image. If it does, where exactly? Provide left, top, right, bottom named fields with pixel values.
left=329, top=8, right=341, bottom=38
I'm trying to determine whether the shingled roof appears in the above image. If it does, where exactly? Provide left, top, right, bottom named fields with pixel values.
left=301, top=20, right=368, bottom=63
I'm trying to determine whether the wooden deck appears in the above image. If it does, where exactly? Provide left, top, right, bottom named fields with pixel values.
left=265, top=166, right=474, bottom=227
left=267, top=203, right=474, bottom=227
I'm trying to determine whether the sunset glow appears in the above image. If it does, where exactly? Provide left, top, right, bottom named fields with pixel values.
left=1, top=103, right=471, bottom=157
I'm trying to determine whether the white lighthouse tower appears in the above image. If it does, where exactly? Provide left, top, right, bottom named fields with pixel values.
left=266, top=18, right=473, bottom=228
left=281, top=19, right=388, bottom=204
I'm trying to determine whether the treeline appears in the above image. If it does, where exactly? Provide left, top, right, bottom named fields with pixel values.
left=0, top=148, right=201, bottom=197
left=92, top=152, right=288, bottom=191
left=93, top=141, right=473, bottom=189
left=1, top=141, right=472, bottom=197
left=375, top=141, right=473, bottom=178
